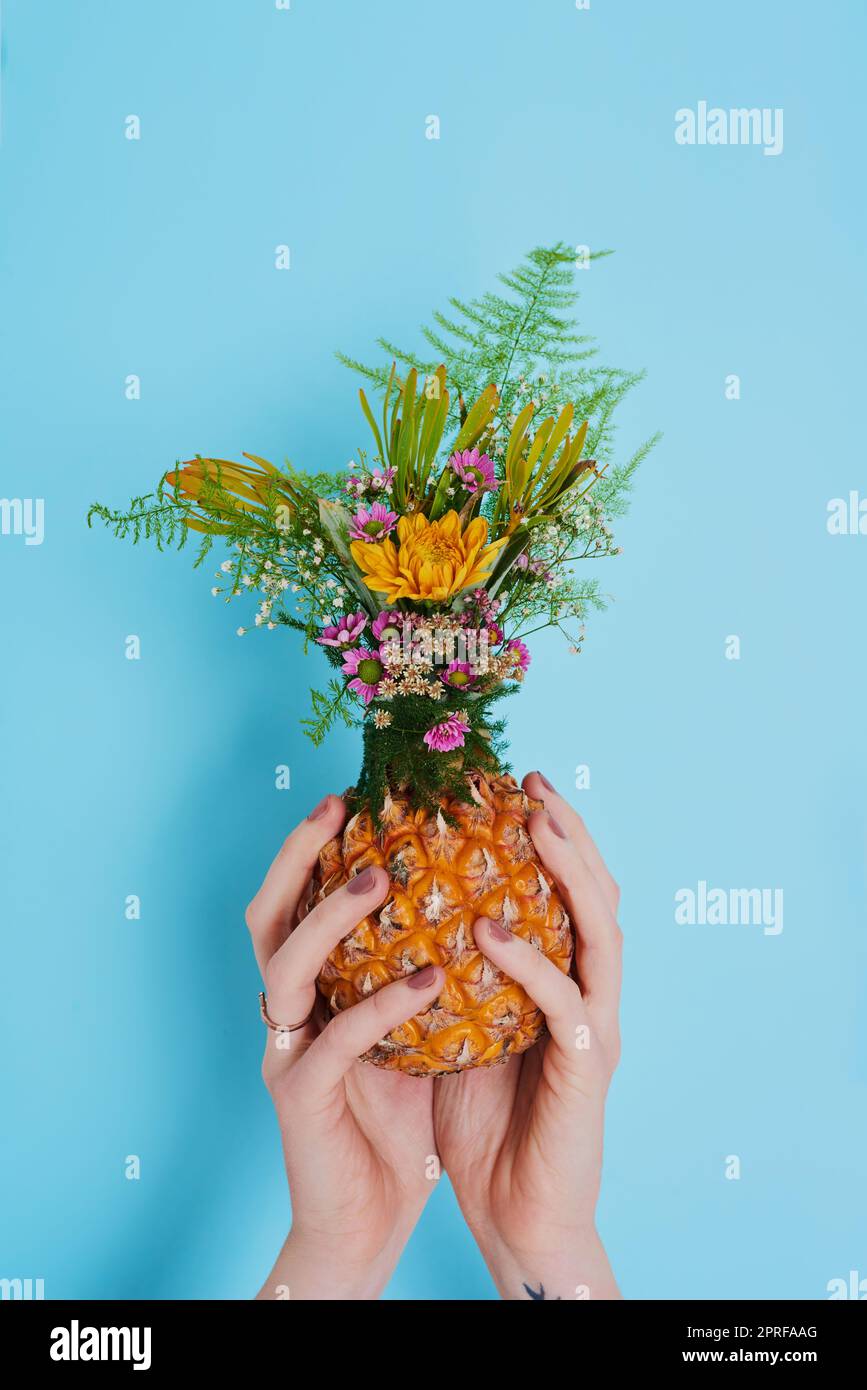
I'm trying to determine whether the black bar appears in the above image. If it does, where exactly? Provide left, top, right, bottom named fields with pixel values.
left=1, top=1298, right=863, bottom=1374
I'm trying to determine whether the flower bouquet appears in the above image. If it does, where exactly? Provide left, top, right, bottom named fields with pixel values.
left=90, top=244, right=656, bottom=1074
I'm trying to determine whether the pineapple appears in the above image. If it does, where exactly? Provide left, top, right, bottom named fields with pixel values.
left=313, top=771, right=572, bottom=1075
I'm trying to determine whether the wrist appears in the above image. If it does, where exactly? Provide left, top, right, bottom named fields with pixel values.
left=466, top=1218, right=620, bottom=1302
left=257, top=1207, right=424, bottom=1301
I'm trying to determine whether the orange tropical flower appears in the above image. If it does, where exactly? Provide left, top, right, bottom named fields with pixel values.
left=350, top=510, right=505, bottom=603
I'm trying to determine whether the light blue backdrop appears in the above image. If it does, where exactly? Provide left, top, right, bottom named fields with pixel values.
left=1, top=0, right=865, bottom=1300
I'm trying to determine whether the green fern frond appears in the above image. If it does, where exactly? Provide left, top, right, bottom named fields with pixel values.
left=337, top=241, right=659, bottom=529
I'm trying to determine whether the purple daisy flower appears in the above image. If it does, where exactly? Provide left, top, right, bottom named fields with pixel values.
left=449, top=448, right=497, bottom=495
left=423, top=712, right=471, bottom=753
left=440, top=660, right=477, bottom=691
left=341, top=646, right=385, bottom=704
left=505, top=639, right=531, bottom=673
left=349, top=501, right=398, bottom=543
left=317, top=611, right=368, bottom=648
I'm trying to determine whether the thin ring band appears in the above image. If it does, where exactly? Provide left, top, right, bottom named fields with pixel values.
left=259, top=991, right=314, bottom=1033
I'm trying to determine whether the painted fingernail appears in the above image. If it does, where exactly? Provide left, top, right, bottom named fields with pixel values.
left=485, top=918, right=513, bottom=943
left=537, top=771, right=556, bottom=792
left=308, top=796, right=330, bottom=821
left=347, top=866, right=377, bottom=895
left=548, top=813, right=567, bottom=839
left=409, top=964, right=438, bottom=990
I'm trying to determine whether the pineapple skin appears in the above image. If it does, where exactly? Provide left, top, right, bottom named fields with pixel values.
left=313, top=772, right=573, bottom=1076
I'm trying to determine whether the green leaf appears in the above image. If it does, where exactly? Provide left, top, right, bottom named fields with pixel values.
left=452, top=382, right=499, bottom=452
left=358, top=388, right=385, bottom=461
left=486, top=528, right=532, bottom=598
left=318, top=500, right=379, bottom=615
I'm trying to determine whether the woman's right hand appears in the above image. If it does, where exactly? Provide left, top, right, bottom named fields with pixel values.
left=246, top=794, right=444, bottom=1301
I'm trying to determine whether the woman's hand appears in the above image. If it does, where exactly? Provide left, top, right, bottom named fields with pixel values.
left=433, top=771, right=623, bottom=1301
left=247, top=794, right=443, bottom=1300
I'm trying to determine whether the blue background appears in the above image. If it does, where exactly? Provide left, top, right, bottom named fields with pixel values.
left=1, top=0, right=865, bottom=1300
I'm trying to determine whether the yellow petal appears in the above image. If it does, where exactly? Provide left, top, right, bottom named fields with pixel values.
left=462, top=516, right=489, bottom=549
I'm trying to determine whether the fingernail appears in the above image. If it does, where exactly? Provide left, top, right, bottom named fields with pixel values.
left=484, top=918, right=513, bottom=943
left=347, top=866, right=377, bottom=895
left=408, top=964, right=439, bottom=990
left=537, top=771, right=556, bottom=792
left=548, top=813, right=567, bottom=839
left=308, top=796, right=330, bottom=821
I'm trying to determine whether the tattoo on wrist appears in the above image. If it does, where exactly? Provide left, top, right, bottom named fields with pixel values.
left=522, top=1282, right=561, bottom=1301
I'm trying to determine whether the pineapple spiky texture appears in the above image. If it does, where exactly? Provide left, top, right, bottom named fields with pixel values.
left=314, top=772, right=572, bottom=1075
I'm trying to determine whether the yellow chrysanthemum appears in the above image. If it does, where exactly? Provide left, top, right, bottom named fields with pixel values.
left=350, top=510, right=506, bottom=603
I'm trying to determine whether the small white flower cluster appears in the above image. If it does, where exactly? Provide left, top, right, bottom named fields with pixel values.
left=209, top=532, right=349, bottom=638
left=345, top=455, right=395, bottom=501
left=513, top=371, right=554, bottom=411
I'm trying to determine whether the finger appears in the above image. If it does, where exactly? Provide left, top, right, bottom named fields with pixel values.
left=296, top=876, right=315, bottom=923
left=522, top=771, right=619, bottom=913
left=527, top=809, right=622, bottom=1024
left=297, top=965, right=445, bottom=1098
left=264, top=865, right=390, bottom=1028
left=472, top=917, right=588, bottom=1059
left=245, top=794, right=345, bottom=977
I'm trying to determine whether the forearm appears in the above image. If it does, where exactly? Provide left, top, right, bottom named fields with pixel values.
left=470, top=1224, right=622, bottom=1302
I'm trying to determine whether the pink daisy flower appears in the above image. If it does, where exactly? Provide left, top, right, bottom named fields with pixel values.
left=341, top=646, right=385, bottom=705
left=423, top=712, right=471, bottom=753
left=349, top=501, right=398, bottom=543
left=486, top=623, right=505, bottom=645
left=317, top=611, right=368, bottom=648
left=449, top=448, right=497, bottom=495
left=372, top=610, right=405, bottom=644
left=505, top=639, right=531, bottom=673
left=440, top=660, right=477, bottom=691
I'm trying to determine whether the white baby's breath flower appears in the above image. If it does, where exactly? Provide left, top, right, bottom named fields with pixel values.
left=236, top=626, right=246, bottom=636
left=220, top=560, right=232, bottom=573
